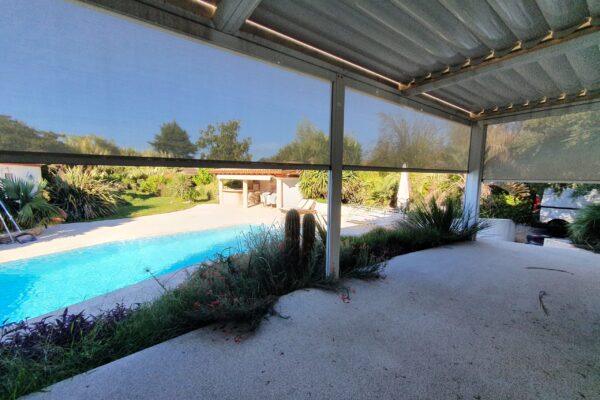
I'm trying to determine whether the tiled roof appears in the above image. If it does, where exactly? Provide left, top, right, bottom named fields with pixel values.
left=209, top=168, right=301, bottom=177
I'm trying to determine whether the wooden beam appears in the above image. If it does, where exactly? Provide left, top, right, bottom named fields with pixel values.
left=405, top=27, right=600, bottom=95
left=213, top=0, right=261, bottom=34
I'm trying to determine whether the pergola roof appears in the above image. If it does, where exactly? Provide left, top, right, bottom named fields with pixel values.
left=79, top=0, right=600, bottom=123
left=246, top=0, right=600, bottom=118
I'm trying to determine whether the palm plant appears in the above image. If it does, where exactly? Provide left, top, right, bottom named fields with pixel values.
left=0, top=178, right=60, bottom=229
left=569, top=204, right=600, bottom=252
left=400, top=197, right=486, bottom=241
left=46, top=166, right=119, bottom=221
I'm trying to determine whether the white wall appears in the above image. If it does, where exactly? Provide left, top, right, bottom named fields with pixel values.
left=0, top=164, right=42, bottom=184
left=281, top=178, right=303, bottom=208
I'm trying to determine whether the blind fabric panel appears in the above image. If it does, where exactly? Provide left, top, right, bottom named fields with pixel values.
left=0, top=0, right=331, bottom=164
left=483, top=110, right=600, bottom=182
left=343, top=89, right=470, bottom=170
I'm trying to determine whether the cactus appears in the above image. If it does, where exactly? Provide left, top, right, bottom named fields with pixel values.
left=284, top=209, right=301, bottom=275
left=301, top=213, right=316, bottom=266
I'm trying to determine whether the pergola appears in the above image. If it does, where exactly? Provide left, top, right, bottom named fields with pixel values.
left=3, top=0, right=599, bottom=279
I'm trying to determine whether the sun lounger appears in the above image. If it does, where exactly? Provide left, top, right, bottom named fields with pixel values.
left=346, top=205, right=402, bottom=225
left=279, top=199, right=316, bottom=215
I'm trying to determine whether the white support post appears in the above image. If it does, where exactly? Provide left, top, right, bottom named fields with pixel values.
left=218, top=179, right=224, bottom=204
left=463, top=121, right=487, bottom=233
left=242, top=180, right=248, bottom=208
left=276, top=178, right=283, bottom=208
left=326, top=75, right=345, bottom=280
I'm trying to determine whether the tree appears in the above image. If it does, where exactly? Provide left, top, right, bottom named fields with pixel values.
left=267, top=121, right=362, bottom=164
left=0, top=115, right=72, bottom=153
left=150, top=121, right=196, bottom=158
left=369, top=114, right=445, bottom=168
left=197, top=120, right=252, bottom=161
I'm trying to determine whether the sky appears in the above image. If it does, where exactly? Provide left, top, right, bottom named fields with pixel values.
left=0, top=0, right=461, bottom=160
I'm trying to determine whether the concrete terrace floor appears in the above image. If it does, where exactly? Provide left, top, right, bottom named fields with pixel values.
left=27, top=240, right=600, bottom=400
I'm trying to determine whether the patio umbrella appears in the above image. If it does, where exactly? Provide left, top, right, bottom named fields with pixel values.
left=397, top=163, right=410, bottom=210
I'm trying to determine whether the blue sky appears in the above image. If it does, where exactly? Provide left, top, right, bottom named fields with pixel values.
left=0, top=0, right=458, bottom=160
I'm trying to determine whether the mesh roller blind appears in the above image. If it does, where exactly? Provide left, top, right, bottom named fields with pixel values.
left=0, top=0, right=331, bottom=163
left=484, top=110, right=600, bottom=182
left=343, top=89, right=470, bottom=170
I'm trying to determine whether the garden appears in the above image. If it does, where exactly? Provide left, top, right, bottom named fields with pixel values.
left=0, top=165, right=218, bottom=238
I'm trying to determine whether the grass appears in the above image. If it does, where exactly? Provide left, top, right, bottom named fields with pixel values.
left=96, top=191, right=215, bottom=220
left=0, top=199, right=484, bottom=399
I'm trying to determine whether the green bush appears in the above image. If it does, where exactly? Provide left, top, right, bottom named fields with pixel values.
left=138, top=175, right=170, bottom=195
left=299, top=170, right=366, bottom=204
left=569, top=204, right=600, bottom=252
left=0, top=178, right=60, bottom=229
left=368, top=173, right=398, bottom=207
left=480, top=194, right=534, bottom=224
left=46, top=166, right=120, bottom=221
left=193, top=168, right=214, bottom=186
left=401, top=197, right=485, bottom=241
left=299, top=170, right=328, bottom=199
left=165, top=175, right=195, bottom=200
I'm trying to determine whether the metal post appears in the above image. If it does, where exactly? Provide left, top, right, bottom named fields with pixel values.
left=326, top=74, right=345, bottom=280
left=218, top=179, right=224, bottom=204
left=242, top=180, right=248, bottom=208
left=463, top=121, right=487, bottom=232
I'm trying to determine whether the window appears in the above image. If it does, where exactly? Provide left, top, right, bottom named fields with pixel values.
left=343, top=88, right=470, bottom=170
left=484, top=110, right=600, bottom=182
left=0, top=0, right=331, bottom=163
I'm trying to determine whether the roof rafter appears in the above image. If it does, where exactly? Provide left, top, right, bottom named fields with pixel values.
left=213, top=0, right=261, bottom=34
left=405, top=25, right=600, bottom=96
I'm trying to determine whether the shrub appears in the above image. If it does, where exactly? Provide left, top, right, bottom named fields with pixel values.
left=299, top=170, right=328, bottom=199
left=400, top=197, right=485, bottom=241
left=569, top=204, right=600, bottom=252
left=0, top=178, right=60, bottom=229
left=193, top=168, right=214, bottom=186
left=46, top=166, right=120, bottom=221
left=341, top=171, right=366, bottom=204
left=138, top=175, right=170, bottom=195
left=368, top=173, right=398, bottom=207
left=299, top=170, right=366, bottom=203
left=480, top=194, right=534, bottom=224
left=165, top=175, right=195, bottom=200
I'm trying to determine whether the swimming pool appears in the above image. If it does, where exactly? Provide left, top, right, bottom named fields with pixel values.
left=0, top=225, right=250, bottom=325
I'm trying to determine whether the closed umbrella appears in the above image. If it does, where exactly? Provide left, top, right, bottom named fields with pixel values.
left=397, top=163, right=410, bottom=210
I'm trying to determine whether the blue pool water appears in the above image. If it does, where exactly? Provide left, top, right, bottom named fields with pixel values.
left=0, top=225, right=251, bottom=324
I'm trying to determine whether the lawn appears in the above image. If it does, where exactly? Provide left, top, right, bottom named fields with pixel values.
left=100, top=191, right=215, bottom=220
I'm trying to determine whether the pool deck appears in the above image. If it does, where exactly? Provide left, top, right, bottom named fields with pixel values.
left=26, top=240, right=600, bottom=400
left=0, top=204, right=282, bottom=263
left=0, top=204, right=377, bottom=264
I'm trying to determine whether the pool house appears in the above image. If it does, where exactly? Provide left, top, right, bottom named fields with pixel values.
left=211, top=168, right=302, bottom=208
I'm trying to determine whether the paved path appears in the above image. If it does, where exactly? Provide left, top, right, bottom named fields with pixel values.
left=27, top=240, right=600, bottom=399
